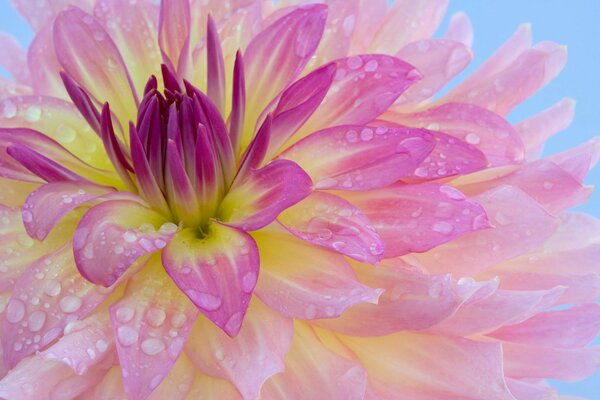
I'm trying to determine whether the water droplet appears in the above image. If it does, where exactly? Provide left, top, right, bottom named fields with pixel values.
left=345, top=129, right=358, bottom=143
left=346, top=56, right=363, bottom=70
left=146, top=308, right=166, bottom=328
left=2, top=100, right=17, bottom=119
left=55, top=124, right=77, bottom=144
left=123, top=231, right=137, bottom=243
left=22, top=210, right=33, bottom=223
left=413, top=166, right=429, bottom=178
left=27, top=310, right=46, bottom=332
left=6, top=299, right=25, bottom=323
left=96, top=339, right=108, bottom=352
left=24, top=106, right=42, bottom=122
left=44, top=280, right=62, bottom=297
left=543, top=181, right=554, bottom=190
left=116, top=307, right=135, bottom=323
left=439, top=186, right=465, bottom=200
left=117, top=326, right=139, bottom=346
left=342, top=15, right=355, bottom=36
left=59, top=296, right=82, bottom=313
left=364, top=60, right=379, bottom=72
left=241, top=271, right=257, bottom=293
left=170, top=313, right=187, bottom=328
left=187, top=290, right=222, bottom=311
left=159, top=222, right=178, bottom=234
left=141, top=338, right=165, bottom=356
left=465, top=133, right=481, bottom=145
left=360, top=128, right=374, bottom=141
left=224, top=312, right=243, bottom=334
left=432, top=221, right=454, bottom=234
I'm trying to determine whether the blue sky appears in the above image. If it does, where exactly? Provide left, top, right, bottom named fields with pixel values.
left=0, top=0, right=598, bottom=398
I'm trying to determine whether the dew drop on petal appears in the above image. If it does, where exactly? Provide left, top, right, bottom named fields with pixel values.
left=432, top=221, right=454, bottom=234
left=6, top=299, right=25, bottom=323
left=27, top=310, right=46, bottom=332
left=44, top=280, right=62, bottom=297
left=24, top=106, right=42, bottom=122
left=146, top=308, right=166, bottom=328
left=116, top=307, right=135, bottom=323
left=186, top=290, right=222, bottom=311
left=241, top=271, right=257, bottom=294
left=465, top=133, right=481, bottom=145
left=117, top=326, right=139, bottom=346
left=59, top=296, right=82, bottom=313
left=141, top=338, right=165, bottom=356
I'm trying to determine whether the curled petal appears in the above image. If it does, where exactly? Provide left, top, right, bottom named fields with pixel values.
left=253, top=230, right=382, bottom=319
left=109, top=259, right=198, bottom=400
left=162, top=223, right=259, bottom=336
left=23, top=181, right=114, bottom=240
left=73, top=198, right=177, bottom=287
left=219, top=160, right=312, bottom=231
left=344, top=183, right=490, bottom=258
left=280, top=125, right=434, bottom=191
left=278, top=192, right=385, bottom=263
left=186, top=300, right=293, bottom=400
left=445, top=12, right=474, bottom=47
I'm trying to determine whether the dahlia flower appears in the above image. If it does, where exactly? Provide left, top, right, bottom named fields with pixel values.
left=0, top=0, right=597, bottom=398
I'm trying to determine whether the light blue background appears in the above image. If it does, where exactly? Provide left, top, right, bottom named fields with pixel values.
left=0, top=0, right=598, bottom=397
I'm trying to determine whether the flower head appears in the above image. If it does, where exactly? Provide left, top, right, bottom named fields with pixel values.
left=0, top=0, right=598, bottom=399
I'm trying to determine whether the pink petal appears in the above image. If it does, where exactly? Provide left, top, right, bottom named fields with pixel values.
left=502, top=343, right=600, bottom=382
left=489, top=304, right=600, bottom=348
left=0, top=357, right=73, bottom=400
left=506, top=379, right=558, bottom=400
left=429, top=287, right=564, bottom=337
left=0, top=33, right=30, bottom=84
left=393, top=102, right=525, bottom=166
left=316, top=259, right=498, bottom=336
left=39, top=313, right=114, bottom=375
left=414, top=185, right=557, bottom=276
left=295, top=55, right=421, bottom=140
left=244, top=4, right=327, bottom=132
left=2, top=245, right=111, bottom=368
left=548, top=137, right=600, bottom=183
left=162, top=222, right=259, bottom=336
left=445, top=12, right=474, bottom=47
left=185, top=373, right=242, bottom=400
left=22, top=181, right=114, bottom=240
left=218, top=160, right=312, bottom=231
left=109, top=260, right=198, bottom=400
left=28, top=24, right=67, bottom=98
left=349, top=0, right=387, bottom=54
left=158, top=0, right=191, bottom=74
left=369, top=0, right=448, bottom=53
left=186, top=299, right=293, bottom=400
left=394, top=39, right=473, bottom=110
left=344, top=183, right=490, bottom=258
left=11, top=0, right=94, bottom=31
left=253, top=229, right=382, bottom=319
left=94, top=0, right=162, bottom=95
left=73, top=198, right=178, bottom=287
left=456, top=159, right=591, bottom=214
left=342, top=333, right=515, bottom=400
left=53, top=7, right=138, bottom=128
left=260, top=322, right=368, bottom=400
left=516, top=98, right=575, bottom=159
left=277, top=192, right=385, bottom=263
left=146, top=354, right=196, bottom=400
left=280, top=125, right=434, bottom=191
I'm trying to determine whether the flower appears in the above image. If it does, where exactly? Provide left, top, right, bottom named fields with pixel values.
left=0, top=0, right=598, bottom=399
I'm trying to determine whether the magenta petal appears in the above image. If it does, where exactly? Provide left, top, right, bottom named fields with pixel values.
left=22, top=181, right=114, bottom=240
left=344, top=183, right=490, bottom=258
left=244, top=4, right=327, bottom=124
left=2, top=245, right=111, bottom=368
left=296, top=55, right=421, bottom=138
left=219, top=159, right=312, bottom=231
left=278, top=192, right=385, bottom=263
left=280, top=125, right=434, bottom=190
left=162, top=223, right=259, bottom=337
left=73, top=198, right=178, bottom=287
left=254, top=230, right=383, bottom=319
left=109, top=259, right=198, bottom=400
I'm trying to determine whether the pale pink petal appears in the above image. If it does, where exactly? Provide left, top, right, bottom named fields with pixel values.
left=109, top=260, right=198, bottom=400
left=0, top=357, right=73, bottom=400
left=280, top=125, right=434, bottom=191
left=186, top=300, right=292, bottom=400
left=277, top=192, right=385, bottom=262
left=22, top=181, right=114, bottom=240
left=344, top=183, right=490, bottom=258
left=162, top=223, right=258, bottom=336
left=0, top=33, right=30, bottom=84
left=414, top=185, right=557, bottom=275
left=73, top=198, right=177, bottom=287
left=0, top=79, right=32, bottom=100
left=294, top=55, right=421, bottom=141
left=489, top=304, right=600, bottom=348
left=94, top=0, right=162, bottom=95
left=53, top=7, right=138, bottom=127
left=158, top=0, right=191, bottom=74
left=147, top=353, right=196, bottom=400
left=548, top=137, right=600, bottom=183
left=39, top=312, right=114, bottom=375
left=316, top=259, right=498, bottom=336
left=456, top=160, right=591, bottom=215
left=260, top=322, right=367, bottom=400
left=392, top=102, right=525, bottom=166
left=503, top=343, right=600, bottom=382
left=2, top=245, right=110, bottom=368
left=369, top=0, right=448, bottom=54
left=185, top=373, right=242, bottom=400
left=11, top=0, right=94, bottom=31
left=342, top=333, right=515, bottom=400
left=394, top=39, right=473, bottom=110
left=516, top=98, right=575, bottom=159
left=445, top=12, right=474, bottom=47
left=28, top=24, right=67, bottom=98
left=443, top=41, right=567, bottom=116
left=253, top=229, right=382, bottom=319
left=429, top=287, right=564, bottom=337
left=244, top=4, right=327, bottom=135
left=506, top=379, right=558, bottom=400
left=349, top=0, right=387, bottom=54
left=218, top=160, right=312, bottom=231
